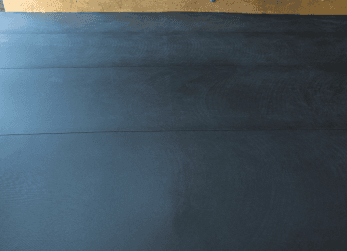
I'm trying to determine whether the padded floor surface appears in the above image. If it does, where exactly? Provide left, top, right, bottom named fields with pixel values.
left=1, top=13, right=347, bottom=251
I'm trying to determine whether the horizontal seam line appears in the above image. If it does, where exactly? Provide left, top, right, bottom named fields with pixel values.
left=1, top=129, right=347, bottom=137
left=0, top=65, right=319, bottom=70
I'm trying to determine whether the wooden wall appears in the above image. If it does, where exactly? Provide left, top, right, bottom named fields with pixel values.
left=3, top=0, right=347, bottom=15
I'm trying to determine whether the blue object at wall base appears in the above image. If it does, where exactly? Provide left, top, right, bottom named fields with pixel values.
left=0, top=0, right=5, bottom=12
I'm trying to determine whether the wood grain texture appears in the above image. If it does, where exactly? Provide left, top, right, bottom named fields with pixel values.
left=1, top=65, right=346, bottom=135
left=3, top=0, right=347, bottom=14
left=1, top=13, right=346, bottom=34
left=0, top=32, right=346, bottom=69
left=1, top=131, right=347, bottom=250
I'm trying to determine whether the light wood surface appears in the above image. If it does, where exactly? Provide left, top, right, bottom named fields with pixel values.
left=3, top=0, right=347, bottom=14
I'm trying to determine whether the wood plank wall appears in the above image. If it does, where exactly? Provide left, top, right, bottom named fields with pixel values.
left=3, top=0, right=347, bottom=15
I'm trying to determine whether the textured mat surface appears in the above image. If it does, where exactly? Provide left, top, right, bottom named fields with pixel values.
left=0, top=66, right=346, bottom=135
left=1, top=131, right=347, bottom=251
left=1, top=13, right=346, bottom=33
left=1, top=32, right=347, bottom=68
left=1, top=13, right=347, bottom=251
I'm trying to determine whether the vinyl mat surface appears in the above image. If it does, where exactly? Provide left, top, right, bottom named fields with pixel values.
left=0, top=12, right=347, bottom=251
